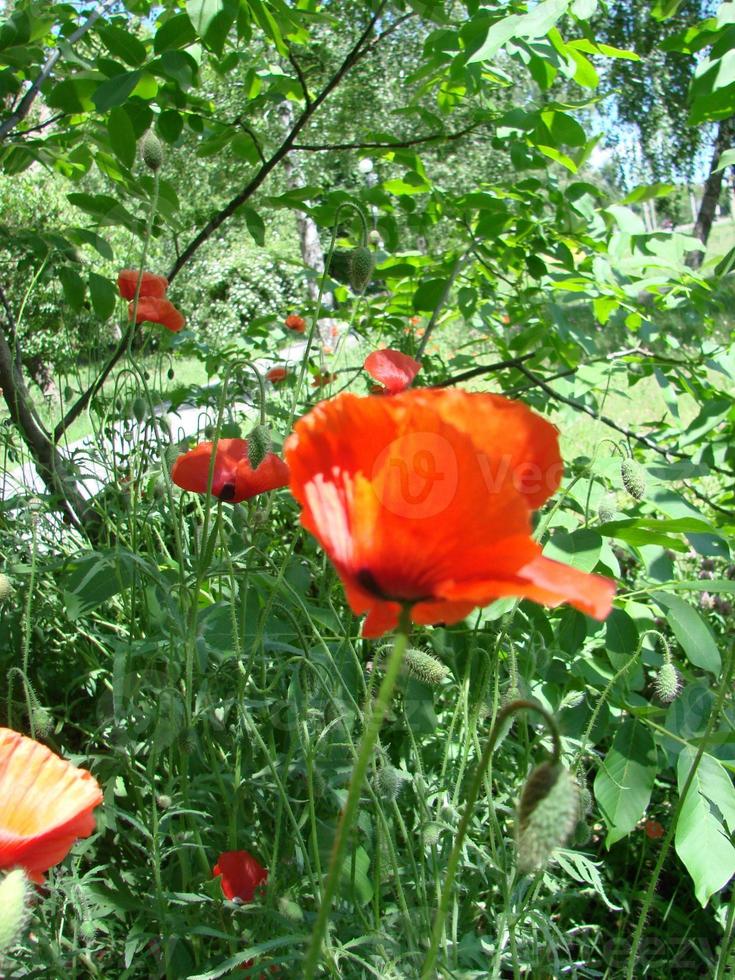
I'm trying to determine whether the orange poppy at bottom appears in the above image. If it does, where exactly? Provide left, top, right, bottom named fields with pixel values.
left=0, top=728, right=103, bottom=883
left=171, top=438, right=289, bottom=503
left=284, top=389, right=615, bottom=637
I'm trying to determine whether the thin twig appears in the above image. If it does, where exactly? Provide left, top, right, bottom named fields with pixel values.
left=293, top=121, right=482, bottom=152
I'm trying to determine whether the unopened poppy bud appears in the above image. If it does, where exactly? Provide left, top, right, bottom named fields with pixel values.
left=132, top=396, right=147, bottom=424
left=349, top=246, right=374, bottom=293
left=141, top=130, right=163, bottom=172
left=516, top=763, right=579, bottom=874
left=621, top=458, right=646, bottom=500
left=31, top=704, right=53, bottom=738
left=0, top=869, right=32, bottom=952
left=559, top=689, right=585, bottom=710
left=578, top=783, right=593, bottom=816
left=247, top=426, right=272, bottom=472
left=572, top=819, right=591, bottom=846
left=402, top=648, right=450, bottom=685
left=156, top=794, right=172, bottom=810
left=0, top=573, right=11, bottom=600
left=374, top=764, right=408, bottom=803
left=653, top=661, right=680, bottom=703
left=423, top=822, right=442, bottom=847
left=597, top=496, right=616, bottom=524
left=278, top=896, right=304, bottom=922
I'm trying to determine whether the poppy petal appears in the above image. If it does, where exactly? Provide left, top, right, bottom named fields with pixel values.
left=130, top=297, right=185, bottom=332
left=213, top=850, right=267, bottom=902
left=117, top=269, right=168, bottom=300
left=0, top=728, right=103, bottom=882
left=364, top=349, right=421, bottom=394
left=171, top=439, right=289, bottom=503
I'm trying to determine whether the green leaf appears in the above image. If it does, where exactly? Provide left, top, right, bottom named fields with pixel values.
left=186, top=0, right=237, bottom=55
left=154, top=13, right=197, bottom=54
left=676, top=746, right=735, bottom=906
left=652, top=0, right=684, bottom=19
left=543, top=529, right=602, bottom=572
left=652, top=592, right=721, bottom=674
left=88, top=272, right=117, bottom=320
left=468, top=0, right=569, bottom=63
left=58, top=267, right=86, bottom=311
left=412, top=278, right=446, bottom=311
left=158, top=109, right=184, bottom=143
left=605, top=608, right=639, bottom=657
left=715, top=148, right=735, bottom=172
left=92, top=70, right=143, bottom=112
left=97, top=24, right=147, bottom=66
left=340, top=846, right=374, bottom=907
left=107, top=106, right=136, bottom=169
left=63, top=551, right=135, bottom=621
left=242, top=206, right=265, bottom=246
left=594, top=718, right=657, bottom=846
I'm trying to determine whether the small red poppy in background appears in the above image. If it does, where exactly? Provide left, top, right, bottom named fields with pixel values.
left=129, top=297, right=186, bottom=333
left=311, top=372, right=336, bottom=388
left=171, top=438, right=289, bottom=503
left=364, top=349, right=421, bottom=395
left=409, top=316, right=421, bottom=326
left=285, top=389, right=615, bottom=637
left=0, top=727, right=103, bottom=883
left=117, top=269, right=169, bottom=300
left=213, top=850, right=267, bottom=902
left=266, top=367, right=288, bottom=383
left=284, top=314, right=306, bottom=333
left=644, top=819, right=665, bottom=840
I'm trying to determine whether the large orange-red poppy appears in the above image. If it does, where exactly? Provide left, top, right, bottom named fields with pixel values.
left=213, top=850, right=267, bottom=902
left=129, top=297, right=185, bottom=333
left=364, top=349, right=421, bottom=394
left=117, top=269, right=169, bottom=300
left=171, top=438, right=289, bottom=503
left=285, top=389, right=615, bottom=637
left=0, top=728, right=103, bottom=883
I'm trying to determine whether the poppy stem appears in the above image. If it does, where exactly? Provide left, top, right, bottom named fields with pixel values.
left=302, top=605, right=412, bottom=979
left=420, top=698, right=561, bottom=978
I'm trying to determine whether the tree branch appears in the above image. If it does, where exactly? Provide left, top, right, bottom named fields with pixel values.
left=292, top=122, right=482, bottom=152
left=0, top=0, right=116, bottom=142
left=167, top=0, right=389, bottom=283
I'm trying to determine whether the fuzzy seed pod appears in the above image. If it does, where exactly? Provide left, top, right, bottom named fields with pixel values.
left=653, top=662, right=681, bottom=703
left=621, top=458, right=646, bottom=501
left=516, top=763, right=579, bottom=874
left=247, top=425, right=272, bottom=472
left=402, top=648, right=450, bottom=686
left=0, top=573, right=11, bottom=600
left=349, top=246, right=374, bottom=293
left=141, top=130, right=163, bottom=171
left=0, top=869, right=32, bottom=953
left=374, top=764, right=408, bottom=803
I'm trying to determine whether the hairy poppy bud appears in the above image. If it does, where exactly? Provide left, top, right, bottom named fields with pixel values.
left=597, top=496, right=616, bottom=524
left=0, top=573, right=11, bottom=600
left=423, top=822, right=442, bottom=847
left=247, top=426, right=272, bottom=472
left=621, top=458, right=646, bottom=500
left=0, top=870, right=32, bottom=953
left=374, top=764, right=408, bottom=803
left=402, top=648, right=450, bottom=685
left=132, top=396, right=147, bottom=424
left=31, top=704, right=53, bottom=738
left=653, top=661, right=680, bottom=703
left=349, top=246, right=374, bottom=293
left=141, top=130, right=163, bottom=172
left=517, top=763, right=579, bottom=874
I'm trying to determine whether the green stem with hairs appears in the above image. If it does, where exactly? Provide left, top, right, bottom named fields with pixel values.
left=625, top=642, right=735, bottom=980
left=421, top=699, right=562, bottom=979
left=302, top=607, right=412, bottom=979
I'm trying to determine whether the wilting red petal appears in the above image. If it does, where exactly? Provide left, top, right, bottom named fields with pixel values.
left=171, top=439, right=289, bottom=503
left=285, top=390, right=614, bottom=637
left=266, top=367, right=288, bottom=383
left=117, top=269, right=168, bottom=300
left=364, top=349, right=421, bottom=394
left=0, top=728, right=103, bottom=883
left=284, top=314, right=306, bottom=333
left=213, top=850, right=267, bottom=902
left=129, top=297, right=185, bottom=333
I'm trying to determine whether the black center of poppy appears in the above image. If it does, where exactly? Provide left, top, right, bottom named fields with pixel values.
left=356, top=568, right=432, bottom=604
left=218, top=483, right=237, bottom=501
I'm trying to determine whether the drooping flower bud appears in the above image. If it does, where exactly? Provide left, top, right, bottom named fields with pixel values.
left=247, top=425, right=272, bottom=472
left=0, top=573, right=11, bottom=600
left=402, top=648, right=450, bottom=686
left=0, top=869, right=32, bottom=953
left=140, top=130, right=163, bottom=172
left=597, top=496, right=616, bottom=524
left=374, top=764, right=408, bottom=803
left=653, top=661, right=680, bottom=703
left=516, top=762, right=579, bottom=874
left=621, top=458, right=646, bottom=500
left=132, top=396, right=147, bottom=424
left=349, top=246, right=374, bottom=293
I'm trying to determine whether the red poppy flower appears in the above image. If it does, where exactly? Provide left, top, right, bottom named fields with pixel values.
left=644, top=819, right=665, bottom=840
left=117, top=269, right=168, bottom=300
left=266, top=367, right=288, bottom=383
left=284, top=389, right=615, bottom=637
left=213, top=850, right=267, bottom=902
left=129, top=297, right=185, bottom=333
left=171, top=438, right=289, bottom=503
left=410, top=316, right=421, bottom=326
left=0, top=728, right=103, bottom=883
left=311, top=372, right=336, bottom=388
left=284, top=314, right=306, bottom=333
left=364, top=349, right=421, bottom=395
